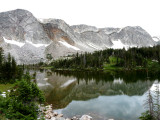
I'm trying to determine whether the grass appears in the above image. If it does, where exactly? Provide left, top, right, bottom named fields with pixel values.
left=44, top=56, right=160, bottom=72
left=41, top=66, right=54, bottom=69
left=0, top=84, right=14, bottom=92
left=103, top=56, right=122, bottom=70
left=0, top=115, right=6, bottom=120
left=104, top=57, right=160, bottom=71
left=147, top=60, right=160, bottom=71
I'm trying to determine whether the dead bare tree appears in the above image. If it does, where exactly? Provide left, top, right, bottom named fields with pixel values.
left=153, top=82, right=160, bottom=120
left=144, top=87, right=154, bottom=117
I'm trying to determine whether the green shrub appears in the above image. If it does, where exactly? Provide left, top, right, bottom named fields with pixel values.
left=0, top=79, right=45, bottom=120
left=139, top=111, right=155, bottom=120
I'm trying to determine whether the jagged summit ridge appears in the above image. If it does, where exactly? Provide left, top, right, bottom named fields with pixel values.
left=71, top=24, right=99, bottom=33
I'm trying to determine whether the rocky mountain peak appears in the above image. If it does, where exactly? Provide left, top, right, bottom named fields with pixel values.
left=0, top=9, right=51, bottom=44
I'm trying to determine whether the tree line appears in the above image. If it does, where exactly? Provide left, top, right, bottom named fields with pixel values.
left=0, top=47, right=45, bottom=120
left=51, top=45, right=160, bottom=70
left=0, top=47, right=23, bottom=83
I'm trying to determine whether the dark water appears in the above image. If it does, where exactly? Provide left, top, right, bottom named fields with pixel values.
left=32, top=70, right=159, bottom=120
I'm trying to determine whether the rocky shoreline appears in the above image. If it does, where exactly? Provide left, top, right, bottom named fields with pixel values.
left=1, top=91, right=115, bottom=120
left=39, top=105, right=93, bottom=120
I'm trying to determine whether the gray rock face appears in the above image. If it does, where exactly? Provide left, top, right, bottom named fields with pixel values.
left=109, top=26, right=155, bottom=47
left=1, top=42, right=46, bottom=64
left=71, top=24, right=98, bottom=33
left=0, top=9, right=157, bottom=64
left=70, top=25, right=156, bottom=50
left=0, top=9, right=52, bottom=64
left=80, top=30, right=113, bottom=49
left=0, top=9, right=50, bottom=43
left=41, top=19, right=79, bottom=43
left=45, top=41, right=78, bottom=60
left=99, top=27, right=120, bottom=35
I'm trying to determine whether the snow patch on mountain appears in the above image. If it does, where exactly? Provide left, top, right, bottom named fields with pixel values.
left=111, top=39, right=126, bottom=49
left=58, top=41, right=80, bottom=50
left=38, top=18, right=45, bottom=23
left=3, top=37, right=50, bottom=48
left=152, top=36, right=160, bottom=42
left=87, top=43, right=102, bottom=50
left=26, top=41, right=49, bottom=47
left=3, top=37, right=25, bottom=47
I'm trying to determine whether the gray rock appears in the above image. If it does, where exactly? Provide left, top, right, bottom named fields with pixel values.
left=71, top=24, right=98, bottom=33
left=55, top=117, right=65, bottom=120
left=80, top=115, right=92, bottom=120
left=71, top=116, right=77, bottom=120
left=109, top=26, right=156, bottom=47
left=57, top=114, right=63, bottom=117
left=51, top=117, right=56, bottom=120
left=53, top=112, right=58, bottom=116
left=0, top=9, right=50, bottom=44
left=66, top=118, right=71, bottom=120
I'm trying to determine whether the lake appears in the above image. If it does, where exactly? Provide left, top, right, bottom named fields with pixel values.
left=30, top=69, right=159, bottom=120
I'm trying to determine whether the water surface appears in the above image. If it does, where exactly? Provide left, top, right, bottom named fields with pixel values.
left=32, top=70, right=158, bottom=120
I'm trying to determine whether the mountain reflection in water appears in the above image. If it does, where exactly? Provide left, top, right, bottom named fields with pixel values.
left=33, top=70, right=158, bottom=120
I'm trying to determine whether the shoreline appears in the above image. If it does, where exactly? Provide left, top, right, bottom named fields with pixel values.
left=40, top=104, right=93, bottom=120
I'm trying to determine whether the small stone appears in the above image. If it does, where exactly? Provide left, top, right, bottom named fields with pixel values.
left=66, top=118, right=71, bottom=120
left=80, top=115, right=92, bottom=120
left=45, top=114, right=51, bottom=119
left=53, top=112, right=58, bottom=116
left=44, top=78, right=48, bottom=81
left=56, top=117, right=65, bottom=120
left=49, top=113, right=54, bottom=117
left=51, top=117, right=56, bottom=120
left=72, top=116, right=77, bottom=120
left=57, top=114, right=63, bottom=117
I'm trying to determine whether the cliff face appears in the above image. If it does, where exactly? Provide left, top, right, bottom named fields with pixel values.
left=109, top=26, right=155, bottom=47
left=0, top=9, right=157, bottom=64
left=0, top=9, right=51, bottom=64
left=0, top=9, right=50, bottom=43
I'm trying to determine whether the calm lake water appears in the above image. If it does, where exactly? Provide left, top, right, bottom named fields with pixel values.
left=30, top=69, right=159, bottom=120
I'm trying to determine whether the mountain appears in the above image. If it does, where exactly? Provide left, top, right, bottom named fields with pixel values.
left=0, top=9, right=51, bottom=64
left=0, top=9, right=157, bottom=64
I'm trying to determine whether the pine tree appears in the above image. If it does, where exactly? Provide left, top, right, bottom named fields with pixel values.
left=11, top=57, right=17, bottom=79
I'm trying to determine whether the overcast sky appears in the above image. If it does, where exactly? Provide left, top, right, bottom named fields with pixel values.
left=0, top=0, right=160, bottom=36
